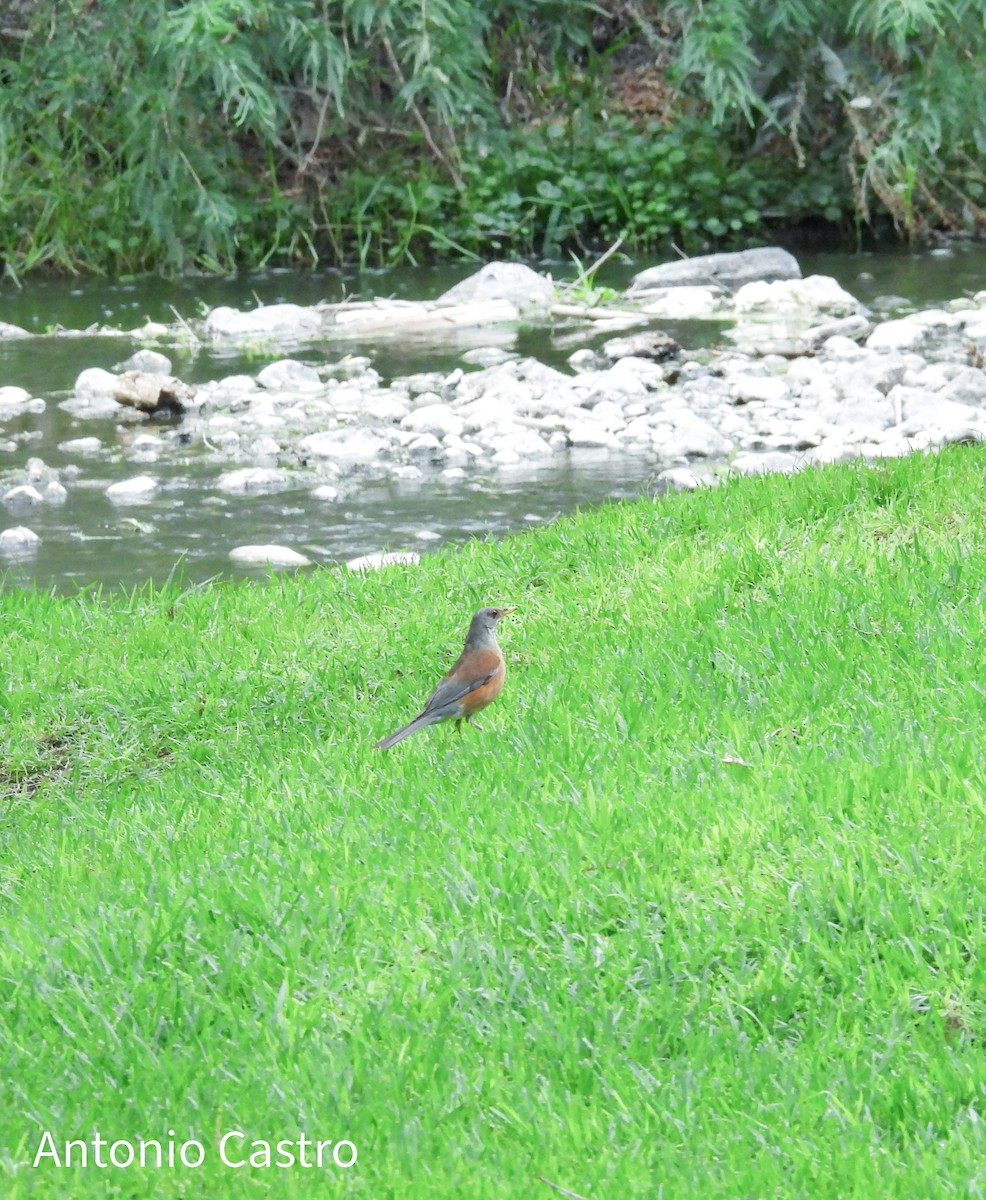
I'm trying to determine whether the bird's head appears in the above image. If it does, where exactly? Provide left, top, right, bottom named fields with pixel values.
left=467, top=605, right=516, bottom=643
left=477, top=605, right=516, bottom=624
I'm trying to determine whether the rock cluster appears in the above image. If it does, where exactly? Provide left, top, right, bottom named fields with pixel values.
left=3, top=251, right=986, bottom=568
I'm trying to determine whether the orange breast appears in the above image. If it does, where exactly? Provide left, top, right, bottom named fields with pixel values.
left=443, top=646, right=506, bottom=716
left=461, top=659, right=506, bottom=715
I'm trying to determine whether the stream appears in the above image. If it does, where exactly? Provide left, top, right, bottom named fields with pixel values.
left=1, top=241, right=984, bottom=591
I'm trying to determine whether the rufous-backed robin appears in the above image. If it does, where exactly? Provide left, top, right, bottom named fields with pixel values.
left=374, top=606, right=516, bottom=749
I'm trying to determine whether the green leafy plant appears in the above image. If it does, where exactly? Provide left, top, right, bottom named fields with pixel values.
left=0, top=0, right=981, bottom=277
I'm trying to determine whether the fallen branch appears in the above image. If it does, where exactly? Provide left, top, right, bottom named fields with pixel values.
left=550, top=303, right=648, bottom=322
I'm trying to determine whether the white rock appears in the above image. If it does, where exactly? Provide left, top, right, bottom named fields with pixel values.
left=435, top=262, right=554, bottom=314
left=460, top=395, right=524, bottom=433
left=24, top=458, right=54, bottom=483
left=657, top=467, right=704, bottom=491
left=393, top=465, right=425, bottom=481
left=359, top=393, right=411, bottom=423
left=0, top=525, right=40, bottom=554
left=568, top=348, right=604, bottom=373
left=119, top=349, right=172, bottom=374
left=859, top=437, right=915, bottom=460
left=209, top=431, right=242, bottom=453
left=61, top=369, right=124, bottom=419
left=0, top=386, right=32, bottom=408
left=441, top=467, right=467, bottom=480
left=216, top=467, right=290, bottom=495
left=211, top=374, right=259, bottom=397
left=938, top=367, right=986, bottom=407
left=401, top=403, right=464, bottom=439
left=866, top=310, right=963, bottom=351
left=205, top=304, right=322, bottom=339
left=734, top=275, right=861, bottom=316
left=892, top=390, right=979, bottom=430
left=640, top=286, right=722, bottom=319
left=242, top=409, right=286, bottom=433
left=461, top=346, right=517, bottom=367
left=355, top=391, right=410, bottom=424
left=962, top=313, right=986, bottom=344
left=408, top=433, right=444, bottom=458
left=256, top=359, right=323, bottom=391
left=299, top=428, right=391, bottom=468
left=229, top=544, right=312, bottom=567
left=311, top=484, right=339, bottom=501
left=58, top=436, right=103, bottom=454
left=604, top=356, right=670, bottom=391
left=920, top=425, right=985, bottom=447
left=568, top=421, right=622, bottom=449
left=731, top=375, right=791, bottom=405
left=42, top=481, right=68, bottom=504
left=3, top=484, right=44, bottom=507
left=346, top=550, right=420, bottom=572
left=129, top=433, right=164, bottom=453
left=415, top=530, right=441, bottom=541
left=105, top=475, right=159, bottom=503
left=654, top=414, right=732, bottom=458
left=777, top=419, right=828, bottom=449
left=822, top=335, right=868, bottom=359
left=132, top=321, right=170, bottom=339
left=589, top=400, right=626, bottom=431
left=802, top=439, right=856, bottom=465
left=491, top=429, right=554, bottom=459
left=74, top=367, right=119, bottom=397
left=623, top=414, right=657, bottom=443
left=572, top=369, right=646, bottom=406
left=729, top=450, right=800, bottom=475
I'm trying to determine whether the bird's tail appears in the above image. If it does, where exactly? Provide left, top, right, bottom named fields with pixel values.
left=374, top=713, right=434, bottom=750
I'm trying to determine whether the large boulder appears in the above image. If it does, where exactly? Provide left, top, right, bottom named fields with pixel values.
left=629, top=247, right=801, bottom=293
left=114, top=371, right=197, bottom=415
left=435, top=262, right=555, bottom=314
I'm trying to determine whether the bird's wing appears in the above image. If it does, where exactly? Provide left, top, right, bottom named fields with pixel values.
left=418, top=648, right=502, bottom=718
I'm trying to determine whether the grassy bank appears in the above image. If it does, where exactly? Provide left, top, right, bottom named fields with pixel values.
left=4, top=448, right=986, bottom=1198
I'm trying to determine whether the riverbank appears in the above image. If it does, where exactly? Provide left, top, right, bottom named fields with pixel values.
left=3, top=446, right=986, bottom=1197
left=3, top=248, right=986, bottom=587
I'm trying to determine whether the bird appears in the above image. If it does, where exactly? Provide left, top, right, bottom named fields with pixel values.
left=374, top=606, right=516, bottom=750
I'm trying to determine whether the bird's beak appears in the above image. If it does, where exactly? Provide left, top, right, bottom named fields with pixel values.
left=502, top=606, right=517, bottom=615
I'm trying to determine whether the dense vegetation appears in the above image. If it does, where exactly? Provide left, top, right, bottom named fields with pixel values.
left=5, top=448, right=986, bottom=1197
left=0, top=0, right=984, bottom=276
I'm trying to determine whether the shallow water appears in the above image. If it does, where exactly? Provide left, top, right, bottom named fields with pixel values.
left=1, top=242, right=985, bottom=590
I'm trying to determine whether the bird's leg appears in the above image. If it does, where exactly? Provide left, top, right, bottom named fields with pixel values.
left=454, top=718, right=463, bottom=734
left=468, top=717, right=485, bottom=731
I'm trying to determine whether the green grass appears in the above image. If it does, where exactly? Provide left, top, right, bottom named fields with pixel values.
left=4, top=447, right=986, bottom=1198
